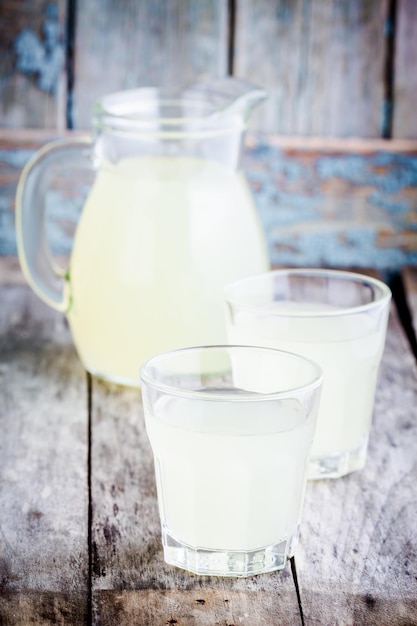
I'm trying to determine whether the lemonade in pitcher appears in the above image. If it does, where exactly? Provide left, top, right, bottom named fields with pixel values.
left=16, top=81, right=269, bottom=386
left=68, top=155, right=267, bottom=384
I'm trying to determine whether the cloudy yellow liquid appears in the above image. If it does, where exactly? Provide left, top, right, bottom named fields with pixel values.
left=67, top=156, right=268, bottom=385
left=145, top=395, right=314, bottom=552
left=227, top=302, right=389, bottom=476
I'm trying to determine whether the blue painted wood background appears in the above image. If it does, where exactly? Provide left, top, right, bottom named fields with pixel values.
left=2, top=132, right=416, bottom=269
left=1, top=1, right=417, bottom=269
left=244, top=139, right=417, bottom=268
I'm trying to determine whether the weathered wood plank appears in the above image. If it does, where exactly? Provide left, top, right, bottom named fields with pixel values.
left=2, top=130, right=417, bottom=269
left=89, top=378, right=302, bottom=625
left=0, top=0, right=67, bottom=129
left=2, top=0, right=417, bottom=142
left=0, top=130, right=91, bottom=256
left=296, top=302, right=417, bottom=625
left=0, top=265, right=88, bottom=624
left=234, top=0, right=388, bottom=136
left=0, top=255, right=27, bottom=285
left=93, top=588, right=301, bottom=626
left=1, top=265, right=416, bottom=623
left=402, top=266, right=417, bottom=342
left=393, top=0, right=417, bottom=139
left=245, top=136, right=417, bottom=269
left=72, top=0, right=228, bottom=128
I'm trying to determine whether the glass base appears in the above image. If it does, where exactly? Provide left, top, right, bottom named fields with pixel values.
left=308, top=438, right=368, bottom=480
left=162, top=529, right=294, bottom=578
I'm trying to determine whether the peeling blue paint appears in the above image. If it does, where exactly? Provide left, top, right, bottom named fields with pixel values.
left=316, top=155, right=369, bottom=184
left=266, top=194, right=321, bottom=225
left=243, top=142, right=417, bottom=269
left=246, top=168, right=273, bottom=186
left=379, top=164, right=417, bottom=194
left=343, top=228, right=377, bottom=248
left=270, top=229, right=414, bottom=269
left=276, top=158, right=309, bottom=180
left=2, top=139, right=417, bottom=267
left=0, top=149, right=35, bottom=168
left=44, top=189, right=86, bottom=254
left=13, top=2, right=64, bottom=94
left=0, top=188, right=85, bottom=257
left=248, top=144, right=276, bottom=163
left=368, top=191, right=409, bottom=214
left=246, top=145, right=310, bottom=180
left=247, top=146, right=417, bottom=211
left=0, top=198, right=10, bottom=211
left=316, top=153, right=417, bottom=194
left=0, top=212, right=17, bottom=255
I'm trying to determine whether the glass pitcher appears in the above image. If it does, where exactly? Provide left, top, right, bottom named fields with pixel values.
left=16, top=78, right=269, bottom=387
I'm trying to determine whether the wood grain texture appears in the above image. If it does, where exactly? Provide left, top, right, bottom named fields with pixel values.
left=1, top=259, right=417, bottom=624
left=72, top=0, right=228, bottom=129
left=0, top=131, right=59, bottom=255
left=393, top=0, right=417, bottom=139
left=402, top=266, right=417, bottom=342
left=296, top=303, right=417, bottom=625
left=0, top=0, right=67, bottom=129
left=234, top=0, right=388, bottom=136
left=93, top=588, right=301, bottom=626
left=89, top=378, right=302, bottom=625
left=1, top=0, right=417, bottom=140
left=0, top=255, right=27, bottom=285
left=0, top=130, right=92, bottom=256
left=245, top=136, right=417, bottom=269
left=0, top=272, right=88, bottom=623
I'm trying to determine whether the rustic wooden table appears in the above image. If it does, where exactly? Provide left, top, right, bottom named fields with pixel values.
left=1, top=258, right=416, bottom=626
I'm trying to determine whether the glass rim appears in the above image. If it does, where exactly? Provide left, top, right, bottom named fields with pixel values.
left=225, top=268, right=392, bottom=318
left=94, top=88, right=246, bottom=138
left=140, top=344, right=323, bottom=402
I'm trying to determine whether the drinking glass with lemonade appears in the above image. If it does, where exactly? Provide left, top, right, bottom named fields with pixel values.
left=141, top=345, right=323, bottom=577
left=225, top=269, right=391, bottom=479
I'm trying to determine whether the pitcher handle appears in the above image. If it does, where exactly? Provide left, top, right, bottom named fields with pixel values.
left=16, top=136, right=93, bottom=312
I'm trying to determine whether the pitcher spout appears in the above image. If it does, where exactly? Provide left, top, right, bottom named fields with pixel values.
left=184, top=77, right=267, bottom=122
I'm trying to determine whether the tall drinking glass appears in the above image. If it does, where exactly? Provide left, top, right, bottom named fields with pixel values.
left=225, top=269, right=391, bottom=479
left=141, top=345, right=322, bottom=577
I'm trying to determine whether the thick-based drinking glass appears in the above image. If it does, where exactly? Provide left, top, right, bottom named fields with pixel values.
left=225, top=269, right=391, bottom=479
left=141, top=345, right=322, bottom=577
